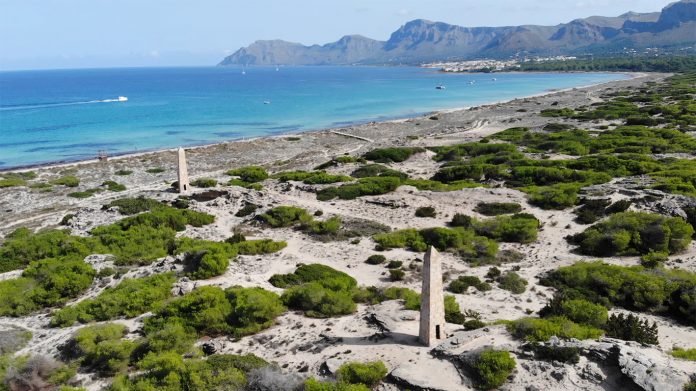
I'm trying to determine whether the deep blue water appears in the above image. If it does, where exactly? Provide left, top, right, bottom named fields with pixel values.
left=0, top=66, right=628, bottom=168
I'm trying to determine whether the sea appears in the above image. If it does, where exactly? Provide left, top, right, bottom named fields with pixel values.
left=0, top=66, right=629, bottom=169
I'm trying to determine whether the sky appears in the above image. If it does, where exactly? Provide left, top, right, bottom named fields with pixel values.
left=0, top=0, right=677, bottom=71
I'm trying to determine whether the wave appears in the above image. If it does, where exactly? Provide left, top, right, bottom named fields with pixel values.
left=0, top=97, right=127, bottom=111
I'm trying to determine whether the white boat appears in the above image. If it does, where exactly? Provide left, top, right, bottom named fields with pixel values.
left=469, top=80, right=475, bottom=85
left=491, top=78, right=497, bottom=81
left=117, top=96, right=128, bottom=102
left=435, top=85, right=446, bottom=90
left=263, top=100, right=271, bottom=105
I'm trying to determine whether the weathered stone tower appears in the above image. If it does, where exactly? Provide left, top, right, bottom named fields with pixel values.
left=177, top=147, right=190, bottom=194
left=419, top=246, right=446, bottom=346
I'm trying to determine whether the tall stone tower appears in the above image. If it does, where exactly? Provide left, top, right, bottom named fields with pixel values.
left=177, top=147, right=190, bottom=194
left=419, top=246, right=446, bottom=346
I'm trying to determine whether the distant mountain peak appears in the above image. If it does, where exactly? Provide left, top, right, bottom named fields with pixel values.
left=219, top=0, right=696, bottom=66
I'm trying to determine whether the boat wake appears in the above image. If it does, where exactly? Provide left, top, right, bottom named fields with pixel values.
left=0, top=96, right=128, bottom=111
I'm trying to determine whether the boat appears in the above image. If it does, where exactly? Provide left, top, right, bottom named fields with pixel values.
left=435, top=85, right=446, bottom=90
left=117, top=96, right=128, bottom=102
left=263, top=100, right=271, bottom=105
left=491, top=78, right=497, bottom=81
left=469, top=80, right=475, bottom=85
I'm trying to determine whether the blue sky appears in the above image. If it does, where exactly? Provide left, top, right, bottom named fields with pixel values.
left=0, top=0, right=676, bottom=70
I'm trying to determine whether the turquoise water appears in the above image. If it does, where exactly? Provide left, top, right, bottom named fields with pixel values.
left=0, top=67, right=628, bottom=168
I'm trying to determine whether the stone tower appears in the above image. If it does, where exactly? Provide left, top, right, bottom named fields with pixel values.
left=177, top=147, right=190, bottom=194
left=419, top=246, right=446, bottom=346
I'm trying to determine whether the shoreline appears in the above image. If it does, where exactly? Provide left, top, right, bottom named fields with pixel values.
left=0, top=71, right=642, bottom=174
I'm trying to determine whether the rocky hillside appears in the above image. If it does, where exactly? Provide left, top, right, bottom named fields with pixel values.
left=219, top=0, right=696, bottom=65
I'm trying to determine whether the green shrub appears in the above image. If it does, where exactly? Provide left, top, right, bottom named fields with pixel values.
left=272, top=264, right=358, bottom=318
left=568, top=212, right=694, bottom=256
left=0, top=177, right=27, bottom=188
left=314, top=155, right=367, bottom=170
left=304, top=378, right=371, bottom=391
left=640, top=250, right=669, bottom=268
left=506, top=317, right=604, bottom=342
left=0, top=257, right=95, bottom=316
left=336, top=361, right=388, bottom=387
left=258, top=206, right=312, bottom=227
left=350, top=163, right=406, bottom=179
left=671, top=348, right=696, bottom=361
left=175, top=238, right=237, bottom=279
left=605, top=313, right=658, bottom=344
left=68, top=188, right=103, bottom=198
left=373, top=227, right=498, bottom=263
left=415, top=206, right=436, bottom=218
left=106, top=197, right=165, bottom=215
left=51, top=175, right=80, bottom=187
left=305, top=216, right=342, bottom=235
left=145, top=285, right=284, bottom=338
left=146, top=167, right=166, bottom=174
left=529, top=344, right=580, bottom=363
left=473, top=213, right=539, bottom=244
left=497, top=272, right=527, bottom=294
left=235, top=239, right=287, bottom=255
left=190, top=178, right=217, bottom=188
left=235, top=203, right=258, bottom=217
left=274, top=170, right=351, bottom=184
left=62, top=323, right=136, bottom=376
left=388, top=269, right=405, bottom=281
left=102, top=181, right=126, bottom=192
left=51, top=273, right=176, bottom=327
left=365, top=255, right=386, bottom=265
left=317, top=176, right=401, bottom=201
left=363, top=147, right=424, bottom=163
left=0, top=228, right=98, bottom=272
left=541, top=261, right=696, bottom=324
left=521, top=183, right=582, bottom=209
left=448, top=276, right=492, bottom=293
left=269, top=264, right=356, bottom=291
left=226, top=166, right=268, bottom=182
left=475, top=202, right=522, bottom=216
left=450, top=214, right=473, bottom=228
left=540, top=296, right=608, bottom=327
left=386, top=260, right=403, bottom=269
left=470, top=349, right=516, bottom=390
left=115, top=169, right=133, bottom=176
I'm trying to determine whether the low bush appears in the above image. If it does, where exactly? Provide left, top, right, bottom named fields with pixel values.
left=470, top=349, right=516, bottom=390
left=314, top=155, right=367, bottom=170
left=304, top=378, right=370, bottom=391
left=190, top=178, right=217, bottom=188
left=363, top=147, right=424, bottom=163
left=448, top=276, right=492, bottom=293
left=640, top=250, right=669, bottom=268
left=373, top=227, right=498, bottom=263
left=388, top=269, right=405, bottom=281
left=521, top=183, right=582, bottom=210
left=528, top=343, right=580, bottom=364
left=539, top=296, right=608, bottom=328
left=604, top=313, right=658, bottom=344
left=273, top=170, right=351, bottom=184
left=497, top=272, right=527, bottom=294
left=270, top=264, right=356, bottom=291
left=0, top=228, right=98, bottom=272
left=115, top=169, right=133, bottom=176
left=61, top=323, right=136, bottom=376
left=305, top=216, right=342, bottom=236
left=145, top=285, right=284, bottom=338
left=671, top=348, right=696, bottom=361
left=475, top=202, right=522, bottom=216
left=51, top=273, right=175, bottom=327
left=415, top=206, right=436, bottom=218
left=235, top=239, right=287, bottom=255
left=567, top=211, right=693, bottom=256
left=146, top=167, right=165, bottom=174
left=0, top=257, right=95, bottom=316
left=235, top=203, right=258, bottom=217
left=540, top=261, right=696, bottom=325
left=336, top=361, right=388, bottom=387
left=175, top=238, right=237, bottom=279
left=472, top=213, right=540, bottom=244
left=258, top=206, right=311, bottom=227
left=226, top=166, right=268, bottom=182
left=102, top=181, right=126, bottom=192
left=51, top=175, right=80, bottom=187
left=365, top=255, right=386, bottom=265
left=506, top=317, right=604, bottom=342
left=105, top=197, right=165, bottom=215
left=386, top=260, right=403, bottom=269
left=317, top=176, right=401, bottom=201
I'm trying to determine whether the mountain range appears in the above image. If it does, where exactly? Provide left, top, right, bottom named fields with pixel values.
left=219, top=0, right=696, bottom=66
